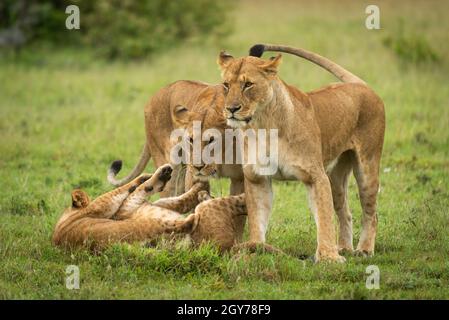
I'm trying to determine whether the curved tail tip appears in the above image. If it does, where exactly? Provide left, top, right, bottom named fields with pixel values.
left=110, top=160, right=123, bottom=175
left=249, top=44, right=265, bottom=58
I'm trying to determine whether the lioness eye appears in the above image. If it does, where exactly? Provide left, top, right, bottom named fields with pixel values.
left=223, top=82, right=230, bottom=92
left=244, top=81, right=253, bottom=89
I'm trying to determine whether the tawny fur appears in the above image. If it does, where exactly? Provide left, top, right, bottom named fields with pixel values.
left=216, top=44, right=385, bottom=262
left=106, top=80, right=247, bottom=241
left=106, top=44, right=385, bottom=262
left=189, top=192, right=246, bottom=251
left=53, top=165, right=248, bottom=252
left=107, top=80, right=244, bottom=199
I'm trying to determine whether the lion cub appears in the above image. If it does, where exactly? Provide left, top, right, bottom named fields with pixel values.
left=52, top=164, right=247, bottom=252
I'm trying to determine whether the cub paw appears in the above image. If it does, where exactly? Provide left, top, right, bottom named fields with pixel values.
left=128, top=174, right=152, bottom=193
left=198, top=191, right=212, bottom=202
left=137, top=174, right=152, bottom=185
left=158, top=164, right=173, bottom=182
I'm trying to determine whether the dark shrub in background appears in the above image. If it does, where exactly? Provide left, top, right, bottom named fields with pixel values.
left=82, top=0, right=231, bottom=59
left=0, top=0, right=232, bottom=59
left=382, top=20, right=440, bottom=65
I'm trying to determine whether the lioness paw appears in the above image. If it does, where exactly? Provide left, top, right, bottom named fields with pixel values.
left=338, top=247, right=354, bottom=256
left=354, top=249, right=374, bottom=258
left=314, top=252, right=346, bottom=264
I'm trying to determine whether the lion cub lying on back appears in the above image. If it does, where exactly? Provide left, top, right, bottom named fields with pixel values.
left=52, top=164, right=247, bottom=252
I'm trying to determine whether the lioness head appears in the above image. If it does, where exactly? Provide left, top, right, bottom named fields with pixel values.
left=183, top=115, right=222, bottom=181
left=218, top=51, right=282, bottom=128
left=171, top=86, right=227, bottom=181
left=186, top=141, right=219, bottom=181
left=171, top=86, right=226, bottom=128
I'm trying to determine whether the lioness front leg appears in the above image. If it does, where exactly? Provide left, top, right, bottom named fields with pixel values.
left=244, top=175, right=273, bottom=242
left=230, top=177, right=246, bottom=242
left=307, top=172, right=345, bottom=263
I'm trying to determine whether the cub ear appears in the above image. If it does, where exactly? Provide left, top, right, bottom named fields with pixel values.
left=172, top=105, right=190, bottom=125
left=260, top=54, right=282, bottom=76
left=217, top=50, right=234, bottom=70
left=71, top=189, right=90, bottom=208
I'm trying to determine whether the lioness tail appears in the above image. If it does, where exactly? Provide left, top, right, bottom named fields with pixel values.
left=249, top=44, right=366, bottom=84
left=107, top=144, right=151, bottom=186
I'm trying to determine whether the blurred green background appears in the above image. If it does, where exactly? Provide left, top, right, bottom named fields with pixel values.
left=0, top=0, right=448, bottom=299
left=0, top=0, right=231, bottom=59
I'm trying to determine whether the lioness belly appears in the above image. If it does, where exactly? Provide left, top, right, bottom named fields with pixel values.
left=248, top=160, right=299, bottom=181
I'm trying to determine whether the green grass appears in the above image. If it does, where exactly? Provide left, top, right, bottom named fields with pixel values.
left=1, top=0, right=448, bottom=299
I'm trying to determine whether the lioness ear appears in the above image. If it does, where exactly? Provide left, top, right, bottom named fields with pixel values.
left=217, top=51, right=234, bottom=70
left=71, top=189, right=90, bottom=208
left=260, top=54, right=282, bottom=76
left=172, top=105, right=190, bottom=125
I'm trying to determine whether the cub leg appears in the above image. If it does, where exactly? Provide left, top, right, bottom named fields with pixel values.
left=115, top=164, right=173, bottom=219
left=160, top=164, right=186, bottom=197
left=152, top=182, right=206, bottom=213
left=85, top=173, right=152, bottom=219
left=197, top=190, right=213, bottom=202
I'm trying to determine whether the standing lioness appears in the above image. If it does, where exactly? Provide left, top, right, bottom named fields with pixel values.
left=218, top=44, right=385, bottom=262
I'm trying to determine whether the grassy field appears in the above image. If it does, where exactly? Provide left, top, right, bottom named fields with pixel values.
left=1, top=0, right=448, bottom=299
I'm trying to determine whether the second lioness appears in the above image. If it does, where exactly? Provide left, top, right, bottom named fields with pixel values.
left=107, top=80, right=244, bottom=198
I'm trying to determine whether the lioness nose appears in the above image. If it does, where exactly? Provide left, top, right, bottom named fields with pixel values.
left=194, top=164, right=205, bottom=171
left=227, top=105, right=241, bottom=114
